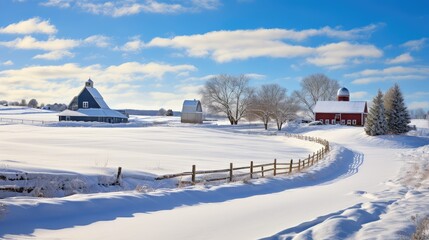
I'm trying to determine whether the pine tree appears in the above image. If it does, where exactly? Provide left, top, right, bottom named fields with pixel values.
left=384, top=83, right=411, bottom=134
left=365, top=90, right=388, bottom=136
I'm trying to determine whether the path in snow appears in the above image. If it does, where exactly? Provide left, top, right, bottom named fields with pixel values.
left=265, top=127, right=429, bottom=239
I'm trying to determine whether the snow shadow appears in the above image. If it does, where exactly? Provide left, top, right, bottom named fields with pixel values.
left=0, top=146, right=363, bottom=237
left=367, top=134, right=429, bottom=149
left=261, top=201, right=393, bottom=240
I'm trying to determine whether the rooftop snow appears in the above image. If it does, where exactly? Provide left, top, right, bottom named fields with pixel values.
left=313, top=101, right=367, bottom=113
left=86, top=87, right=109, bottom=109
left=58, top=108, right=127, bottom=118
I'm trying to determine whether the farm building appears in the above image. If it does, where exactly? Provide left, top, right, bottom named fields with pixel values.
left=58, top=79, right=128, bottom=123
left=181, top=100, right=203, bottom=124
left=313, top=87, right=368, bottom=126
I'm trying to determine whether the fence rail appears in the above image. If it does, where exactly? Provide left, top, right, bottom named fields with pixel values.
left=0, top=117, right=55, bottom=125
left=155, top=134, right=330, bottom=185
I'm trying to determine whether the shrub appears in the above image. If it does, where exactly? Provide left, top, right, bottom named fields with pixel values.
left=411, top=215, right=429, bottom=240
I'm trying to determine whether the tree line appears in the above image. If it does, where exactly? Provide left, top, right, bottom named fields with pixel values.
left=1, top=99, right=40, bottom=108
left=199, top=73, right=340, bottom=130
left=0, top=99, right=67, bottom=111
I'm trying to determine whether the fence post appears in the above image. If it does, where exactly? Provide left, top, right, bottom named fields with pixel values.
left=115, top=167, right=122, bottom=185
left=250, top=161, right=254, bottom=179
left=289, top=159, right=293, bottom=173
left=298, top=159, right=301, bottom=171
left=308, top=154, right=311, bottom=166
left=192, top=165, right=196, bottom=184
left=274, top=159, right=277, bottom=176
left=229, top=163, right=233, bottom=182
left=261, top=166, right=264, bottom=177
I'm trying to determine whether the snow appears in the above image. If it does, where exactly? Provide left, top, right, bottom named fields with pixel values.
left=86, top=87, right=110, bottom=109
left=313, top=101, right=367, bottom=113
left=58, top=108, right=127, bottom=118
left=0, top=107, right=429, bottom=239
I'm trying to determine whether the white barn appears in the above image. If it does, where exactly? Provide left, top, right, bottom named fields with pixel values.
left=181, top=100, right=203, bottom=124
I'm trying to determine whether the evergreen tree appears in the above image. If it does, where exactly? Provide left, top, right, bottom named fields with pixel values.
left=384, top=83, right=410, bottom=134
left=365, top=90, right=387, bottom=136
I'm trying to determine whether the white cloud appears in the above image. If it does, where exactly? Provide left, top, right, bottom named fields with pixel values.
left=33, top=50, right=75, bottom=60
left=346, top=66, right=429, bottom=84
left=182, top=74, right=217, bottom=83
left=116, top=37, right=145, bottom=52
left=0, top=36, right=79, bottom=51
left=401, top=38, right=427, bottom=51
left=84, top=35, right=110, bottom=48
left=191, top=0, right=221, bottom=10
left=0, top=17, right=57, bottom=35
left=307, top=41, right=382, bottom=68
left=2, top=60, right=14, bottom=66
left=0, top=34, right=112, bottom=60
left=146, top=27, right=382, bottom=66
left=41, top=0, right=72, bottom=8
left=245, top=73, right=266, bottom=80
left=350, top=91, right=368, bottom=99
left=40, top=0, right=220, bottom=17
left=408, top=101, right=429, bottom=110
left=352, top=75, right=425, bottom=85
left=386, top=52, right=413, bottom=64
left=147, top=29, right=314, bottom=62
left=346, top=66, right=429, bottom=78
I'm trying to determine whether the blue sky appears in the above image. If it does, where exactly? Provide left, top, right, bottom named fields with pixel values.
left=0, top=0, right=428, bottom=111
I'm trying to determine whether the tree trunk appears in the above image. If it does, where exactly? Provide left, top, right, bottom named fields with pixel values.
left=264, top=123, right=268, bottom=130
left=277, top=121, right=282, bottom=131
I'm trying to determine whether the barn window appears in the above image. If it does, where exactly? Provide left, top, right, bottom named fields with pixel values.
left=83, top=101, right=89, bottom=109
left=331, top=119, right=336, bottom=124
left=347, top=120, right=351, bottom=125
left=352, top=120, right=357, bottom=125
left=325, top=119, right=330, bottom=124
left=341, top=120, right=345, bottom=125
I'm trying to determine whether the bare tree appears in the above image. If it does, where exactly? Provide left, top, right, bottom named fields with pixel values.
left=272, top=97, right=301, bottom=131
left=248, top=84, right=286, bottom=130
left=293, top=73, right=340, bottom=119
left=200, top=74, right=253, bottom=125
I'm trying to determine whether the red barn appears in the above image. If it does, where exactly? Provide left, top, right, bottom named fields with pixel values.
left=313, top=87, right=368, bottom=126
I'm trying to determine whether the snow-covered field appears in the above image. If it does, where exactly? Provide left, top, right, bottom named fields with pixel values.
left=0, top=107, right=428, bottom=239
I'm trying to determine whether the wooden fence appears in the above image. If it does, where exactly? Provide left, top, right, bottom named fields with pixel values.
left=0, top=117, right=55, bottom=125
left=155, top=134, right=330, bottom=185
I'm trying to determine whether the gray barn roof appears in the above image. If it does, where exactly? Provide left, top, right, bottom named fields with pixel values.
left=58, top=109, right=127, bottom=118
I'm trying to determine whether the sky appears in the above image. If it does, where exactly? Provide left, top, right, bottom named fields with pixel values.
left=0, top=0, right=428, bottom=111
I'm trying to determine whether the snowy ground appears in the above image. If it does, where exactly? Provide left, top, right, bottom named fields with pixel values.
left=0, top=107, right=428, bottom=239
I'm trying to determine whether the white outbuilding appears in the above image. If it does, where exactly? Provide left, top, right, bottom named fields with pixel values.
left=181, top=100, right=203, bottom=124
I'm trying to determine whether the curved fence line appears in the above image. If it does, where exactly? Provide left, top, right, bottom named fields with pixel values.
left=155, top=133, right=330, bottom=185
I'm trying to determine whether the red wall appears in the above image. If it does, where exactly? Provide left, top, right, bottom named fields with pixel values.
left=315, top=113, right=366, bottom=126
